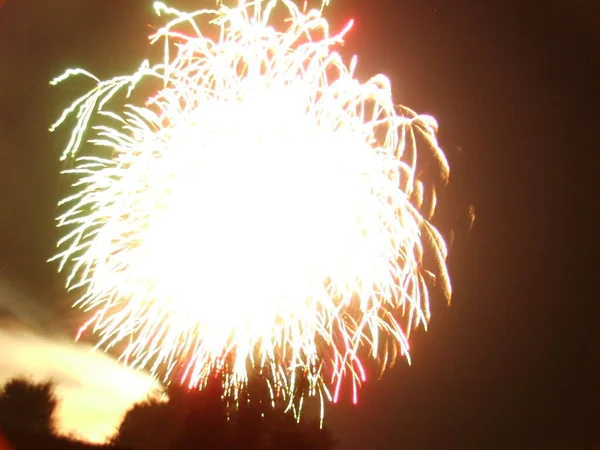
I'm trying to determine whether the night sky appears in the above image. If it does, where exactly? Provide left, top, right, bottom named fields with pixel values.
left=0, top=1, right=597, bottom=449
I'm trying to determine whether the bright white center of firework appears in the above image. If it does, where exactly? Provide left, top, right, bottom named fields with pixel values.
left=128, top=86, right=398, bottom=354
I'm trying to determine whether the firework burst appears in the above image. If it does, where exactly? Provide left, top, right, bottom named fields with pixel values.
left=50, top=0, right=450, bottom=416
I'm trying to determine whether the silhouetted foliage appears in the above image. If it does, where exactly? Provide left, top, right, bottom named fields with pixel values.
left=113, top=372, right=337, bottom=450
left=112, top=397, right=183, bottom=450
left=0, top=378, right=123, bottom=450
left=0, top=378, right=58, bottom=437
left=0, top=431, right=127, bottom=450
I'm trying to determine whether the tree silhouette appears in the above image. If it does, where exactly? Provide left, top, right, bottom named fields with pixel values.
left=112, top=371, right=337, bottom=450
left=0, top=378, right=129, bottom=449
left=113, top=377, right=232, bottom=450
left=0, top=378, right=58, bottom=437
left=112, top=396, right=184, bottom=450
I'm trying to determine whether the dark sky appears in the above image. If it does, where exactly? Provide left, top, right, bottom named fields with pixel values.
left=0, top=1, right=597, bottom=449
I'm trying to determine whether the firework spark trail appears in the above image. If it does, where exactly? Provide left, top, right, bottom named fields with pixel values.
left=50, top=0, right=451, bottom=416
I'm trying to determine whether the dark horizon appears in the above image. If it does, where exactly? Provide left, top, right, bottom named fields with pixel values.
left=0, top=1, right=596, bottom=449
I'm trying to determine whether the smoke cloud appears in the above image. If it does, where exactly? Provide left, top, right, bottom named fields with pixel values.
left=0, top=280, right=159, bottom=443
left=0, top=328, right=159, bottom=443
